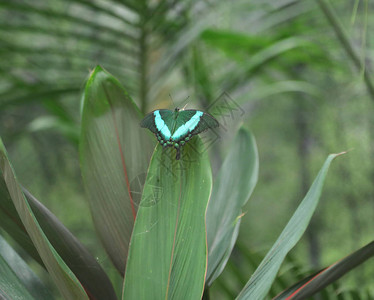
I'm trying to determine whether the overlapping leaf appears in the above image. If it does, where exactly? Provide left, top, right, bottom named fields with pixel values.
left=0, top=176, right=42, bottom=265
left=236, top=153, right=344, bottom=300
left=0, top=170, right=116, bottom=299
left=0, top=252, right=36, bottom=300
left=80, top=65, right=153, bottom=274
left=0, top=235, right=52, bottom=299
left=123, top=138, right=212, bottom=299
left=274, top=240, right=374, bottom=299
left=0, top=172, right=115, bottom=299
left=0, top=139, right=88, bottom=299
left=206, top=127, right=259, bottom=285
left=24, top=190, right=117, bottom=300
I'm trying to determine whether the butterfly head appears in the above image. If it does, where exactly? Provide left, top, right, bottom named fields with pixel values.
left=174, top=103, right=188, bottom=113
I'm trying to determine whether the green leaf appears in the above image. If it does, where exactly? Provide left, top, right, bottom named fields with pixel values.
left=123, top=137, right=212, bottom=299
left=274, top=240, right=374, bottom=299
left=0, top=250, right=36, bottom=300
left=0, top=173, right=117, bottom=299
left=206, top=127, right=259, bottom=285
left=236, top=152, right=344, bottom=300
left=80, top=65, right=153, bottom=274
left=0, top=139, right=88, bottom=300
left=0, top=235, right=53, bottom=299
left=0, top=176, right=42, bottom=265
left=24, top=190, right=117, bottom=300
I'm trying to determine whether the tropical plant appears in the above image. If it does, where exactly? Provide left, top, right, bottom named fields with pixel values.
left=1, top=66, right=373, bottom=299
left=1, top=0, right=374, bottom=299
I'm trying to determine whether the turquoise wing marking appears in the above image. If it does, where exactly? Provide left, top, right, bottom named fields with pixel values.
left=172, top=111, right=203, bottom=140
left=171, top=110, right=219, bottom=142
left=140, top=109, right=173, bottom=140
left=154, top=110, right=172, bottom=140
left=141, top=108, right=219, bottom=159
left=192, top=111, right=219, bottom=134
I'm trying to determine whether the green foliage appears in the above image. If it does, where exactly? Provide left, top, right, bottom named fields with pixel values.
left=0, top=0, right=374, bottom=299
left=0, top=140, right=88, bottom=299
left=80, top=66, right=153, bottom=275
left=123, top=138, right=212, bottom=299
left=0, top=235, right=53, bottom=299
left=237, top=153, right=342, bottom=299
left=206, top=128, right=258, bottom=285
left=1, top=66, right=373, bottom=299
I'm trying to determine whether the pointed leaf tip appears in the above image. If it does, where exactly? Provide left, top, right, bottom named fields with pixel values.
left=80, top=68, right=153, bottom=274
left=236, top=153, right=341, bottom=299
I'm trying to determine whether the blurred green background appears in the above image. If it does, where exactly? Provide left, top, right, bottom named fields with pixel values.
left=0, top=0, right=373, bottom=298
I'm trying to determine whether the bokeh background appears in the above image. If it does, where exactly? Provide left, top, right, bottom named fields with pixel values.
left=0, top=0, right=373, bottom=298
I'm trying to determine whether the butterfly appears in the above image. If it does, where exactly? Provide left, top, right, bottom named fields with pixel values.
left=140, top=108, right=219, bottom=160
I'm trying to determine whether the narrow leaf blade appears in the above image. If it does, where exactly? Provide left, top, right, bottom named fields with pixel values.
left=0, top=177, right=42, bottom=265
left=274, top=240, right=374, bottom=300
left=24, top=190, right=117, bottom=300
left=123, top=138, right=212, bottom=299
left=206, top=127, right=259, bottom=285
left=0, top=139, right=88, bottom=300
left=80, top=65, right=153, bottom=274
left=0, top=176, right=116, bottom=299
left=236, top=153, right=344, bottom=300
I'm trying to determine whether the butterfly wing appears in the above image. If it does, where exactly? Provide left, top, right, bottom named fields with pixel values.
left=193, top=111, right=219, bottom=134
left=171, top=110, right=219, bottom=142
left=140, top=109, right=174, bottom=140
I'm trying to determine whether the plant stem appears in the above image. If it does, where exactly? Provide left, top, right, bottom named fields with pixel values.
left=316, top=0, right=374, bottom=101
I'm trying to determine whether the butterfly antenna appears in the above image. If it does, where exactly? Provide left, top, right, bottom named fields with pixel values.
left=169, top=93, right=176, bottom=108
left=180, top=96, right=190, bottom=111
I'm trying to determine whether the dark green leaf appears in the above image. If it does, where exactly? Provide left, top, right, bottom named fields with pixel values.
left=0, top=139, right=89, bottom=299
left=25, top=190, right=117, bottom=300
left=0, top=173, right=117, bottom=299
left=0, top=176, right=42, bottom=265
left=274, top=240, right=374, bottom=299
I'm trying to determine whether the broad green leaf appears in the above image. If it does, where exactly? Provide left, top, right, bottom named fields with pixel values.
left=123, top=137, right=212, bottom=300
left=236, top=152, right=344, bottom=300
left=0, top=235, right=53, bottom=299
left=80, top=65, right=153, bottom=274
left=0, top=172, right=117, bottom=299
left=0, top=139, right=88, bottom=300
left=206, top=127, right=259, bottom=285
left=274, top=240, right=374, bottom=299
